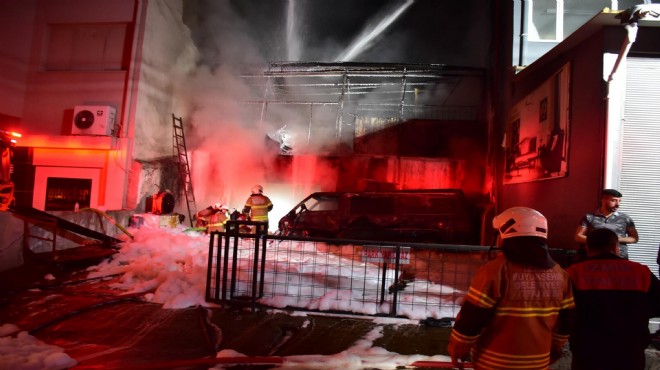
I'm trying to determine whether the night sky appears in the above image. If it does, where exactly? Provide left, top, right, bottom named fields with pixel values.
left=184, top=0, right=494, bottom=69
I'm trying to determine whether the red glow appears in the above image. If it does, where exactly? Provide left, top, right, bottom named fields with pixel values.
left=19, top=135, right=113, bottom=150
left=1, top=130, right=21, bottom=147
left=37, top=148, right=110, bottom=160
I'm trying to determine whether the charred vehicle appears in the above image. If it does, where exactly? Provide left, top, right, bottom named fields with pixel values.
left=277, top=189, right=480, bottom=244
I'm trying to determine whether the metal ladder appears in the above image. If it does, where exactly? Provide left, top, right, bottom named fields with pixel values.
left=172, top=114, right=197, bottom=227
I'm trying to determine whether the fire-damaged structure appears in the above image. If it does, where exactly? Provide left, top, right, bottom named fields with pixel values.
left=232, top=62, right=494, bottom=244
left=0, top=2, right=498, bottom=272
left=240, top=62, right=490, bottom=198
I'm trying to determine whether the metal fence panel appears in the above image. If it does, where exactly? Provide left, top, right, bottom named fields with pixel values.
left=206, top=221, right=576, bottom=320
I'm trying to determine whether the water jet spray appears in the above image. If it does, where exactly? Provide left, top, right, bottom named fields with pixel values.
left=335, top=0, right=415, bottom=62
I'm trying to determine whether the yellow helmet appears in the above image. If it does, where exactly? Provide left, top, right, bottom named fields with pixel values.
left=492, top=207, right=547, bottom=239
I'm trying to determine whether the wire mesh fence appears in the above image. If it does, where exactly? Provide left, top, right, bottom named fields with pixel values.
left=206, top=221, right=577, bottom=320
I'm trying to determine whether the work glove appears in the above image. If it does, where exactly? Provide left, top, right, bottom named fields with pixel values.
left=447, top=337, right=471, bottom=369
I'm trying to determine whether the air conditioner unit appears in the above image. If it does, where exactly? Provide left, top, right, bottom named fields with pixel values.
left=71, top=105, right=116, bottom=136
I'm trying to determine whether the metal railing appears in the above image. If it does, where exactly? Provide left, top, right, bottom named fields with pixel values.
left=206, top=221, right=577, bottom=320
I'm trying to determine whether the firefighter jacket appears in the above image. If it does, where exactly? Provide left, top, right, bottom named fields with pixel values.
left=449, top=254, right=575, bottom=370
left=567, top=254, right=660, bottom=370
left=207, top=212, right=228, bottom=232
left=243, top=194, right=273, bottom=222
left=195, top=207, right=229, bottom=232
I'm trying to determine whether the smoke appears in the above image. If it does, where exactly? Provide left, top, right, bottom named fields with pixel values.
left=176, top=0, right=492, bottom=221
left=179, top=0, right=342, bottom=219
left=178, top=0, right=264, bottom=210
left=180, top=66, right=261, bottom=211
left=187, top=1, right=267, bottom=69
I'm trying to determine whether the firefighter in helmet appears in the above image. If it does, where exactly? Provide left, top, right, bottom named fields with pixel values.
left=195, top=203, right=229, bottom=233
left=243, top=184, right=273, bottom=232
left=0, top=130, right=20, bottom=211
left=448, top=207, right=576, bottom=370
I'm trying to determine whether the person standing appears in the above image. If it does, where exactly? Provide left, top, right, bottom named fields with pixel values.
left=567, top=228, right=660, bottom=370
left=574, top=188, right=638, bottom=259
left=447, top=207, right=575, bottom=370
left=243, top=184, right=273, bottom=231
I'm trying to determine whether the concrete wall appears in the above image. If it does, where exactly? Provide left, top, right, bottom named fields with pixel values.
left=21, top=0, right=135, bottom=135
left=126, top=0, right=197, bottom=213
left=131, top=0, right=197, bottom=161
left=499, top=24, right=660, bottom=250
left=0, top=0, right=36, bottom=126
left=500, top=29, right=609, bottom=250
left=10, top=0, right=196, bottom=148
left=0, top=0, right=198, bottom=212
left=0, top=0, right=197, bottom=269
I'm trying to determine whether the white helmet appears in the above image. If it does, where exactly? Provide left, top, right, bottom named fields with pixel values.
left=492, top=207, right=548, bottom=239
left=251, top=184, right=263, bottom=195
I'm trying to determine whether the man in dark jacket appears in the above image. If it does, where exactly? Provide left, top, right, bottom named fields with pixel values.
left=567, top=228, right=660, bottom=370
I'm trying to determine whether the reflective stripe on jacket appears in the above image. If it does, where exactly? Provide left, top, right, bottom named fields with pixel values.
left=244, top=194, right=273, bottom=222
left=567, top=254, right=660, bottom=370
left=208, top=212, right=228, bottom=232
left=451, top=255, right=575, bottom=370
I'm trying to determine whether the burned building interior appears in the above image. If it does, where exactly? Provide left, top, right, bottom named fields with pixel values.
left=240, top=62, right=489, bottom=196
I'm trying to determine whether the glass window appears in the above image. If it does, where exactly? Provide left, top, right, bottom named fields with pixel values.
left=530, top=0, right=557, bottom=41
left=45, top=177, right=91, bottom=211
left=303, top=195, right=338, bottom=211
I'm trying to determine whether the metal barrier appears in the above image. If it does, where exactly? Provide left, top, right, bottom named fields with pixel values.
left=206, top=221, right=578, bottom=320
left=206, top=220, right=268, bottom=312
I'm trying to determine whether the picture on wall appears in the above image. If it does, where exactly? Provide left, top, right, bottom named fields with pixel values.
left=504, top=63, right=570, bottom=184
left=539, top=97, right=548, bottom=122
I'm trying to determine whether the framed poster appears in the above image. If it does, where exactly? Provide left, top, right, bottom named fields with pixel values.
left=539, top=97, right=548, bottom=122
left=504, top=63, right=570, bottom=184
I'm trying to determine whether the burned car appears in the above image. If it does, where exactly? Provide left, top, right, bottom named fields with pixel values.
left=277, top=189, right=479, bottom=244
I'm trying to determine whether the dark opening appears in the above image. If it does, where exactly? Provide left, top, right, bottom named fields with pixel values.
left=350, top=196, right=395, bottom=214
left=45, top=177, right=91, bottom=211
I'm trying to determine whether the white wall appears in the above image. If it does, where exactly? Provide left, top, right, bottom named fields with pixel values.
left=129, top=0, right=198, bottom=212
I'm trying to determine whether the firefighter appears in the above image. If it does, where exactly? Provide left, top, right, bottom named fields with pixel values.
left=447, top=207, right=575, bottom=370
left=243, top=184, right=273, bottom=232
left=0, top=130, right=20, bottom=211
left=0, top=136, right=10, bottom=184
left=195, top=203, right=229, bottom=232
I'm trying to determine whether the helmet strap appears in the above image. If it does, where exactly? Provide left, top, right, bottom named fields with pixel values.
left=486, top=231, right=500, bottom=260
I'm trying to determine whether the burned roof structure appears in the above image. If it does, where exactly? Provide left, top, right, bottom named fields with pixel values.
left=240, top=62, right=486, bottom=155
